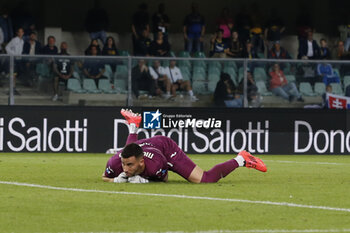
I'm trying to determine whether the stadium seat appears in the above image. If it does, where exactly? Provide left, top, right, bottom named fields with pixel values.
left=223, top=61, right=237, bottom=71
left=178, top=51, right=191, bottom=58
left=330, top=83, right=344, bottom=95
left=285, top=75, right=296, bottom=83
left=36, top=63, right=51, bottom=79
left=192, top=66, right=206, bottom=81
left=67, top=78, right=86, bottom=93
left=314, top=82, right=326, bottom=95
left=256, top=81, right=272, bottom=96
left=104, top=64, right=114, bottom=82
left=114, top=79, right=127, bottom=93
left=83, top=79, right=102, bottom=93
left=162, top=60, right=170, bottom=67
left=237, top=67, right=244, bottom=84
left=115, top=65, right=128, bottom=80
left=253, top=67, right=268, bottom=82
left=208, top=81, right=217, bottom=93
left=98, top=79, right=118, bottom=94
left=192, top=81, right=207, bottom=94
left=222, top=67, right=238, bottom=85
left=208, top=61, right=222, bottom=70
left=343, top=76, right=350, bottom=89
left=299, top=82, right=316, bottom=96
left=179, top=66, right=191, bottom=81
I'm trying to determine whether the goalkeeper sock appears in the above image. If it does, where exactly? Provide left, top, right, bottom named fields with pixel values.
left=200, top=159, right=239, bottom=183
left=129, top=123, right=138, bottom=134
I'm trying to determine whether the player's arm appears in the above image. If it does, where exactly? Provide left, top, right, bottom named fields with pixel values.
left=102, top=174, right=114, bottom=182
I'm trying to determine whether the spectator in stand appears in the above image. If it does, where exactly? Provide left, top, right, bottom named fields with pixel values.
left=269, top=63, right=304, bottom=102
left=319, top=39, right=331, bottom=60
left=332, top=40, right=350, bottom=60
left=132, top=3, right=150, bottom=54
left=210, top=29, right=229, bottom=58
left=164, top=60, right=197, bottom=101
left=298, top=31, right=320, bottom=59
left=22, top=31, right=41, bottom=86
left=52, top=42, right=73, bottom=101
left=216, top=7, right=234, bottom=45
left=134, top=29, right=152, bottom=56
left=102, top=36, right=118, bottom=56
left=102, top=36, right=119, bottom=72
left=41, top=36, right=58, bottom=55
left=148, top=60, right=171, bottom=98
left=242, top=40, right=257, bottom=59
left=83, top=45, right=108, bottom=86
left=338, top=23, right=350, bottom=52
left=0, top=7, right=14, bottom=44
left=322, top=85, right=332, bottom=108
left=250, top=26, right=265, bottom=55
left=268, top=42, right=291, bottom=59
left=264, top=13, right=285, bottom=50
left=22, top=31, right=41, bottom=55
left=214, top=72, right=242, bottom=108
left=85, top=0, right=109, bottom=44
left=236, top=69, right=259, bottom=105
left=5, top=27, right=24, bottom=95
left=152, top=3, right=170, bottom=42
left=85, top=39, right=101, bottom=55
left=131, top=59, right=156, bottom=98
left=150, top=31, right=170, bottom=57
left=183, top=2, right=205, bottom=53
left=317, top=63, right=340, bottom=86
left=226, top=31, right=243, bottom=58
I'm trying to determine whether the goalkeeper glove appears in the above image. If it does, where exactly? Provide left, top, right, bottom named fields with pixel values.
left=113, top=172, right=128, bottom=183
left=128, top=175, right=149, bottom=183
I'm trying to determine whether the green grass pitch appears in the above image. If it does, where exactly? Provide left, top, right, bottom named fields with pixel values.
left=0, top=153, right=350, bottom=233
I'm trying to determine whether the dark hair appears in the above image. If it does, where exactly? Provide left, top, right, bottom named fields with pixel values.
left=105, top=36, right=116, bottom=48
left=220, top=72, right=231, bottom=82
left=121, top=143, right=143, bottom=159
left=47, top=35, right=55, bottom=41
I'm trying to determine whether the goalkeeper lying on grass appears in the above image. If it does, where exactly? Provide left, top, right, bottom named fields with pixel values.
left=102, top=109, right=267, bottom=184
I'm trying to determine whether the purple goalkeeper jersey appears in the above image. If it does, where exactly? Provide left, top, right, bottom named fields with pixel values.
left=104, top=135, right=197, bottom=181
left=105, top=136, right=171, bottom=181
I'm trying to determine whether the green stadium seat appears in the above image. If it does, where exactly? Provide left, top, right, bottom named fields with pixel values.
left=330, top=83, right=344, bottom=95
left=256, top=81, right=272, bottom=96
left=208, top=81, right=217, bottom=93
left=36, top=63, right=51, bottom=79
left=299, top=82, right=316, bottom=96
left=67, top=78, right=86, bottom=93
left=223, top=61, right=237, bottom=71
left=98, top=79, right=118, bottom=94
left=192, top=67, right=206, bottom=81
left=178, top=51, right=191, bottom=58
left=223, top=67, right=238, bottom=85
left=314, top=82, right=326, bottom=96
left=83, top=79, right=102, bottom=93
left=208, top=61, right=222, bottom=70
left=103, top=64, right=113, bottom=82
left=119, top=50, right=130, bottom=56
left=192, top=81, right=207, bottom=94
left=114, top=79, right=127, bottom=93
left=343, top=76, right=350, bottom=89
left=115, top=65, right=128, bottom=80
left=285, top=75, right=296, bottom=83
left=253, top=67, right=268, bottom=82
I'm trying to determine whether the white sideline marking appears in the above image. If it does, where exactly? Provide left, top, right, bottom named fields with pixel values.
left=1, top=181, right=350, bottom=213
left=77, top=229, right=350, bottom=233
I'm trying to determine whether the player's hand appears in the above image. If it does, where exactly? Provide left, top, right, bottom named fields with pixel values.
left=128, top=175, right=149, bottom=183
left=113, top=172, right=128, bottom=183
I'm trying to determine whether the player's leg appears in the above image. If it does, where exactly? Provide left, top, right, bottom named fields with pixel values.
left=189, top=150, right=267, bottom=183
left=120, top=109, right=142, bottom=144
